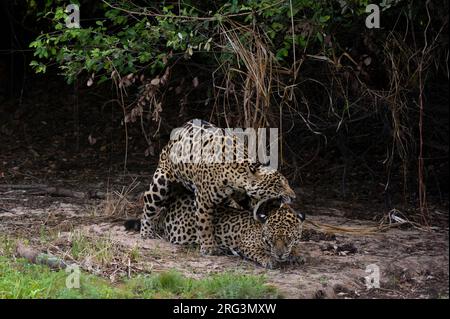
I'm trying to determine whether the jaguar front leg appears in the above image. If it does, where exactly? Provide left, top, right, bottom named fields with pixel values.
left=239, top=237, right=278, bottom=269
left=195, top=196, right=220, bottom=255
left=287, top=244, right=306, bottom=266
left=241, top=248, right=278, bottom=269
left=141, top=167, right=172, bottom=239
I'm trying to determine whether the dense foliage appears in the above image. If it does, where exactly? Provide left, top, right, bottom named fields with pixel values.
left=24, top=0, right=449, bottom=216
left=29, top=0, right=377, bottom=82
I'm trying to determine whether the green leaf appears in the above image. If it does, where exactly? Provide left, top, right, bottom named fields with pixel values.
left=316, top=32, right=324, bottom=43
left=276, top=48, right=289, bottom=61
left=319, top=15, right=331, bottom=23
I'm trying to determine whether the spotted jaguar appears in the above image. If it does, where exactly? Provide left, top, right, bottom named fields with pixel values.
left=141, top=119, right=296, bottom=255
left=127, top=194, right=305, bottom=268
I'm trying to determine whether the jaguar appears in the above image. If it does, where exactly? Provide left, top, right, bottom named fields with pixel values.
left=127, top=194, right=305, bottom=268
left=141, top=119, right=296, bottom=255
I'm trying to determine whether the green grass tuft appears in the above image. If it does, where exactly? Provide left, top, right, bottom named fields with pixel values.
left=0, top=256, right=279, bottom=299
left=0, top=256, right=132, bottom=298
left=126, top=270, right=280, bottom=298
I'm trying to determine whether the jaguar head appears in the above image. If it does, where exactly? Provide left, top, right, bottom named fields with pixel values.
left=244, top=164, right=296, bottom=206
left=257, top=202, right=305, bottom=262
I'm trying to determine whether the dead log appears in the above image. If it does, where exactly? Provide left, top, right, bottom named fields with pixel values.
left=0, top=184, right=48, bottom=189
left=29, top=187, right=86, bottom=199
left=16, top=242, right=67, bottom=269
left=0, top=184, right=106, bottom=199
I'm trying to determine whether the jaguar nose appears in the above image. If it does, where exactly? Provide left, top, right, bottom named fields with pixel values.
left=281, top=194, right=295, bottom=204
left=280, top=196, right=290, bottom=204
left=275, top=253, right=288, bottom=261
left=290, top=191, right=297, bottom=200
left=273, top=247, right=287, bottom=261
left=283, top=187, right=296, bottom=202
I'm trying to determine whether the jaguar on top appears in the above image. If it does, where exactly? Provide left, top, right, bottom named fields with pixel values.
left=140, top=119, right=296, bottom=255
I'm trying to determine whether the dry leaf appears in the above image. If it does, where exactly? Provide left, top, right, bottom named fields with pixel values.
left=192, top=77, right=199, bottom=88
left=144, top=145, right=155, bottom=157
left=88, top=134, right=97, bottom=145
left=363, top=56, right=372, bottom=66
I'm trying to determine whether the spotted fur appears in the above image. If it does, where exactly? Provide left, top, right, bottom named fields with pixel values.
left=141, top=119, right=296, bottom=255
left=129, top=194, right=305, bottom=268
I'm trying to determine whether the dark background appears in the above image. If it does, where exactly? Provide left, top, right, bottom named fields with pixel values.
left=0, top=1, right=448, bottom=224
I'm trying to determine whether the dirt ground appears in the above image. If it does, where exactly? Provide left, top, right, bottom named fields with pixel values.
left=0, top=180, right=448, bottom=299
left=0, top=81, right=448, bottom=298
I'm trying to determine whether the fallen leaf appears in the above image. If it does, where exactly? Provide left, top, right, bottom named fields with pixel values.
left=192, top=77, right=199, bottom=88
left=88, top=134, right=97, bottom=145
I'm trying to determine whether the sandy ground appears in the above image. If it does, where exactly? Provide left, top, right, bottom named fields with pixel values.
left=0, top=191, right=448, bottom=299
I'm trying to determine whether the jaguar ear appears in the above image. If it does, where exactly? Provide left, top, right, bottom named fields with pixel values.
left=255, top=213, right=268, bottom=223
left=253, top=197, right=282, bottom=222
left=296, top=211, right=306, bottom=222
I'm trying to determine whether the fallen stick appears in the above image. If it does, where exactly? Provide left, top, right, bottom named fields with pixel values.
left=16, top=242, right=67, bottom=269
left=0, top=184, right=48, bottom=189
left=0, top=184, right=106, bottom=199
left=29, top=187, right=86, bottom=199
left=304, top=219, right=409, bottom=236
